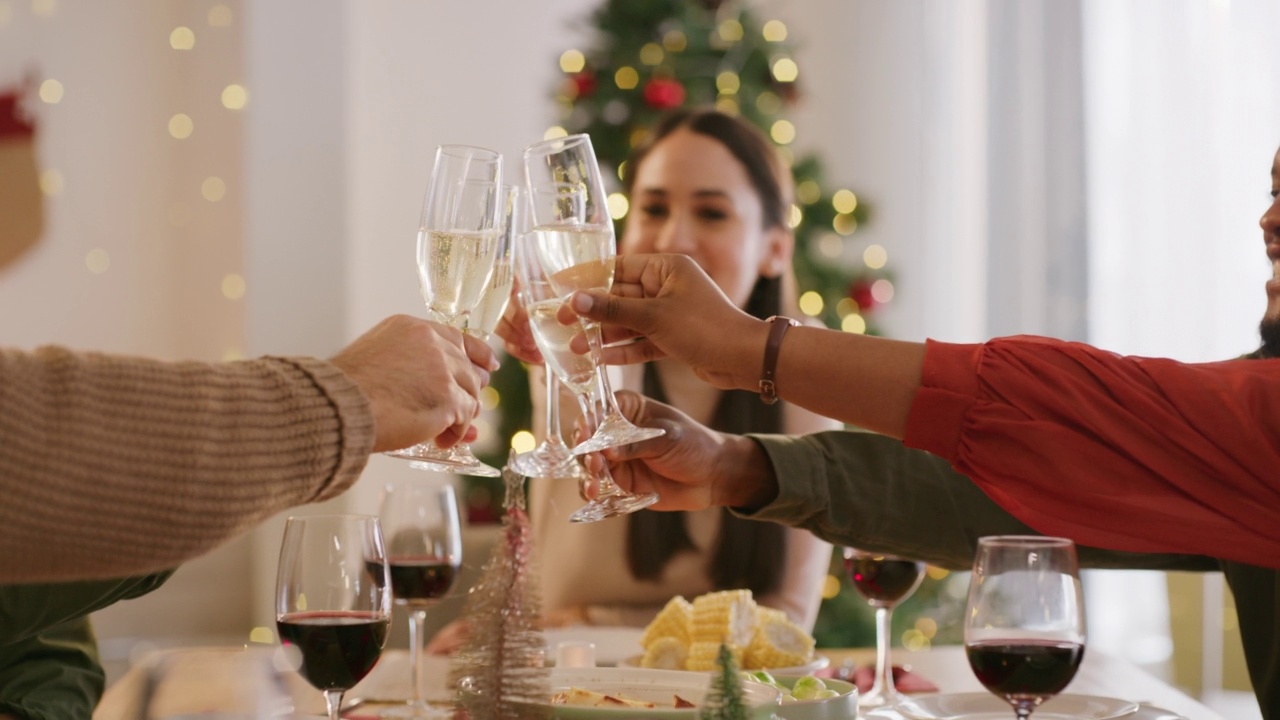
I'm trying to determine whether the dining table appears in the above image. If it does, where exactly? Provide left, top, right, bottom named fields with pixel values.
left=94, top=641, right=1227, bottom=719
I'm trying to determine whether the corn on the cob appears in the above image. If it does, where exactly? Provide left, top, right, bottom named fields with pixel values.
left=640, top=595, right=693, bottom=649
left=690, top=589, right=758, bottom=648
left=744, top=609, right=815, bottom=669
left=639, top=635, right=689, bottom=670
left=685, top=640, right=744, bottom=671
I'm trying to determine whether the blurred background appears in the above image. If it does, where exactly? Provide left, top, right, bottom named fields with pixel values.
left=0, top=1, right=1275, bottom=717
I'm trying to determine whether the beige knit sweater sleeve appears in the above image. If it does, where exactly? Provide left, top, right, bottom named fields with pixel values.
left=0, top=346, right=375, bottom=583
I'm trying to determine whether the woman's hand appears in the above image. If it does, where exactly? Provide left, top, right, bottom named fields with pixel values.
left=494, top=284, right=544, bottom=365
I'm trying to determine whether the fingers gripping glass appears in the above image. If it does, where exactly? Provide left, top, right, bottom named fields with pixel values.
left=385, top=144, right=505, bottom=477
left=522, top=133, right=664, bottom=455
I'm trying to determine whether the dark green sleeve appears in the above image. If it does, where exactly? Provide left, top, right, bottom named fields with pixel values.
left=0, top=616, right=103, bottom=720
left=0, top=572, right=172, bottom=643
left=741, top=430, right=1219, bottom=572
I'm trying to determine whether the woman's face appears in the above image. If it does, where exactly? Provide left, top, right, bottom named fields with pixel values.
left=620, top=127, right=791, bottom=309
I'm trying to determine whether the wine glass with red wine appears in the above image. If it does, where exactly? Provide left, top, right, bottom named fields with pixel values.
left=276, top=514, right=392, bottom=720
left=843, top=547, right=927, bottom=709
left=965, top=536, right=1086, bottom=719
left=377, top=479, right=463, bottom=718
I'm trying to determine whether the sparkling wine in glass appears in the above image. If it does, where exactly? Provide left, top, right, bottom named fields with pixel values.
left=386, top=144, right=504, bottom=478
left=512, top=231, right=656, bottom=521
left=465, top=184, right=519, bottom=342
left=377, top=479, right=462, bottom=718
left=965, top=535, right=1086, bottom=720
left=844, top=547, right=926, bottom=709
left=522, top=133, right=664, bottom=456
left=276, top=514, right=392, bottom=720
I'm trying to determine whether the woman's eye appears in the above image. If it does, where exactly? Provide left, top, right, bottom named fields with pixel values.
left=696, top=208, right=728, bottom=221
left=640, top=204, right=668, bottom=218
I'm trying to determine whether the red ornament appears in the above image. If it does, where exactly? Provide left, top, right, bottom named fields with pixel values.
left=572, top=71, right=597, bottom=99
left=849, top=279, right=877, bottom=312
left=643, top=76, right=686, bottom=110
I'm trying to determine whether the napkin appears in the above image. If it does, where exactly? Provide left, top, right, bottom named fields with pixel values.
left=816, top=664, right=939, bottom=694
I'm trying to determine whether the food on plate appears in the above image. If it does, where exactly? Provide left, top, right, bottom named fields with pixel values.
left=744, top=671, right=841, bottom=703
left=638, top=590, right=817, bottom=671
left=550, top=687, right=695, bottom=708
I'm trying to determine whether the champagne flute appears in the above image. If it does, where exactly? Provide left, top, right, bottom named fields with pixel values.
left=385, top=144, right=504, bottom=478
left=465, top=184, right=519, bottom=342
left=522, top=133, right=664, bottom=455
left=276, top=515, right=392, bottom=720
left=965, top=536, right=1086, bottom=720
left=843, top=547, right=926, bottom=709
left=512, top=231, right=656, bottom=521
left=378, top=480, right=463, bottom=718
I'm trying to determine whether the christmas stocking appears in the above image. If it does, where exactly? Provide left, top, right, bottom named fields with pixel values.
left=0, top=85, right=43, bottom=271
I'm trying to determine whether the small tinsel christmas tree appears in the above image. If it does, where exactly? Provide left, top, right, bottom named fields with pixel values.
left=700, top=643, right=748, bottom=720
left=448, top=455, right=550, bottom=719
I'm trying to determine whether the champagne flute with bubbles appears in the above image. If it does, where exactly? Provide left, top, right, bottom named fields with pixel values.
left=385, top=144, right=504, bottom=477
left=522, top=133, right=664, bottom=455
left=465, top=184, right=519, bottom=343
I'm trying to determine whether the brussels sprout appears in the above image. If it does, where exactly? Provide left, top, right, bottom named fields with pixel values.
left=789, top=675, right=830, bottom=700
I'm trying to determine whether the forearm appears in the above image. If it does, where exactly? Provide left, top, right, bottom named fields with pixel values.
left=0, top=616, right=103, bottom=720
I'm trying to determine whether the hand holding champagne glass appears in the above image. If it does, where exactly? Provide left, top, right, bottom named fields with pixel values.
left=965, top=536, right=1086, bottom=720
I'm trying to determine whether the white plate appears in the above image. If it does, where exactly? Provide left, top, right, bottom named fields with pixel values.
left=544, top=626, right=646, bottom=667
left=515, top=666, right=781, bottom=719
left=894, top=692, right=1140, bottom=720
left=618, top=653, right=830, bottom=676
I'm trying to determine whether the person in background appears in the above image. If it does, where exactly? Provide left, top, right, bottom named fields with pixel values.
left=0, top=312, right=497, bottom=718
left=562, top=142, right=1280, bottom=719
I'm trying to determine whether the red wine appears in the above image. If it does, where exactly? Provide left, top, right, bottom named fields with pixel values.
left=966, top=640, right=1084, bottom=700
left=371, top=556, right=459, bottom=604
left=277, top=611, right=388, bottom=690
left=845, top=555, right=925, bottom=605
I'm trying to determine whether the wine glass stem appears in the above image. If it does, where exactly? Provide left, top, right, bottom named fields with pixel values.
left=582, top=321, right=628, bottom=423
left=323, top=689, right=344, bottom=720
left=545, top=368, right=568, bottom=448
left=573, top=392, right=621, bottom=498
left=873, top=606, right=896, bottom=696
left=408, top=607, right=428, bottom=708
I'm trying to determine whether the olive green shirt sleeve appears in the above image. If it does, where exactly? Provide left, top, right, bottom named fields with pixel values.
left=0, top=616, right=103, bottom=720
left=739, top=430, right=1218, bottom=572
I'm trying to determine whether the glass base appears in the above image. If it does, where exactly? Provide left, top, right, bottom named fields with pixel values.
left=385, top=443, right=502, bottom=478
left=569, top=490, right=659, bottom=523
left=511, top=446, right=591, bottom=481
left=571, top=415, right=665, bottom=455
left=857, top=687, right=910, bottom=710
left=378, top=701, right=451, bottom=718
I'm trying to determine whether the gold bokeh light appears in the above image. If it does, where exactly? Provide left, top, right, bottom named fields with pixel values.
left=771, top=57, right=799, bottom=83
left=716, top=71, right=740, bottom=95
left=770, top=119, right=796, bottom=145
left=559, top=49, right=585, bottom=74
left=39, top=79, right=63, bottom=104
left=833, top=214, right=858, bottom=236
left=221, top=273, right=245, bottom=300
left=714, top=97, right=739, bottom=115
left=614, top=66, right=639, bottom=90
left=842, top=314, right=867, bottom=334
left=480, top=386, right=500, bottom=411
left=762, top=20, right=788, bottom=42
left=40, top=169, right=63, bottom=196
left=787, top=204, right=802, bottom=229
left=170, top=26, right=196, bottom=50
left=818, top=234, right=843, bottom=259
left=663, top=30, right=687, bottom=52
left=221, top=84, right=248, bottom=110
left=85, top=249, right=109, bottom=274
left=755, top=91, right=781, bottom=115
left=798, top=290, right=823, bottom=317
left=718, top=19, right=744, bottom=42
left=543, top=126, right=568, bottom=141
left=511, top=430, right=537, bottom=454
left=639, top=43, right=664, bottom=66
left=168, top=113, right=194, bottom=139
left=208, top=4, right=233, bottom=27
left=607, top=192, right=629, bottom=220
left=832, top=189, right=858, bottom=214
left=863, top=244, right=888, bottom=270
left=202, top=177, right=227, bottom=202
left=796, top=179, right=821, bottom=205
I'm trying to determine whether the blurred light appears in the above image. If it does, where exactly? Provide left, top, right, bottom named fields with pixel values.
left=769, top=119, right=796, bottom=145
left=663, top=30, right=687, bottom=52
left=543, top=126, right=567, bottom=141
left=902, top=629, right=930, bottom=652
left=762, top=19, right=788, bottom=42
left=818, top=234, right=843, bottom=259
left=614, top=66, right=639, bottom=90
left=221, top=273, right=245, bottom=300
left=926, top=566, right=950, bottom=580
left=511, top=430, right=537, bottom=454
left=202, top=177, right=227, bottom=202
left=718, top=19, right=743, bottom=42
left=833, top=214, right=858, bottom=236
left=841, top=314, right=867, bottom=334
left=629, top=126, right=647, bottom=148
left=221, top=348, right=244, bottom=361
left=798, top=291, right=823, bottom=317
left=755, top=91, right=782, bottom=115
left=249, top=627, right=274, bottom=644
left=221, top=84, right=248, bottom=110
left=716, top=71, right=740, bottom=95
left=796, top=180, right=820, bottom=205
left=714, top=97, right=739, bottom=115
left=168, top=201, right=193, bottom=227
left=821, top=574, right=841, bottom=600
left=616, top=161, right=628, bottom=182
left=170, top=26, right=196, bottom=50
left=786, top=204, right=802, bottom=229
left=639, top=42, right=664, bottom=66
left=863, top=244, right=888, bottom=270
left=168, top=113, right=194, bottom=139
left=208, top=4, right=233, bottom=27
left=871, top=279, right=895, bottom=304
left=836, top=297, right=858, bottom=317
left=85, top=249, right=109, bottom=274
left=832, top=189, right=858, bottom=214
left=31, top=0, right=54, bottom=16
left=915, top=617, right=939, bottom=639
left=771, top=57, right=799, bottom=83
left=479, top=386, right=500, bottom=410
left=39, top=79, right=63, bottom=104
left=559, top=49, right=585, bottom=74
left=39, top=169, right=63, bottom=195
left=607, top=192, right=629, bottom=220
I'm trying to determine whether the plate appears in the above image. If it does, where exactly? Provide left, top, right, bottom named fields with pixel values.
left=895, top=692, right=1140, bottom=720
left=544, top=626, right=646, bottom=666
left=618, top=653, right=831, bottom=676
left=863, top=704, right=1184, bottom=720
left=517, top=666, right=781, bottom=719
left=770, top=675, right=859, bottom=720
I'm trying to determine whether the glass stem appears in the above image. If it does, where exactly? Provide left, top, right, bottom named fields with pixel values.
left=582, top=321, right=627, bottom=422
left=323, top=689, right=344, bottom=720
left=544, top=369, right=570, bottom=451
left=873, top=606, right=896, bottom=696
left=408, top=608, right=428, bottom=708
left=573, top=392, right=619, bottom=498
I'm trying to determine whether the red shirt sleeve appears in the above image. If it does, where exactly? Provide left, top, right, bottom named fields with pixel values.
left=903, top=335, right=1280, bottom=568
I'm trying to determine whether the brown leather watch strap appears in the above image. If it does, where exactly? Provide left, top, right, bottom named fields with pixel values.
left=760, top=315, right=800, bottom=405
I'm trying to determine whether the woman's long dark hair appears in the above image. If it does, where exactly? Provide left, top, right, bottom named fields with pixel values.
left=623, top=109, right=790, bottom=596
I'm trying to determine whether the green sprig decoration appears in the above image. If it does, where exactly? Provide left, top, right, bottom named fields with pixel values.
left=700, top=643, right=748, bottom=720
